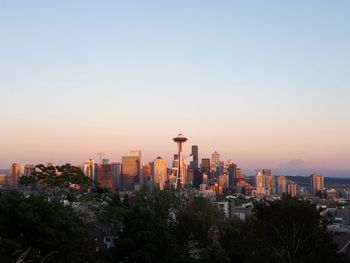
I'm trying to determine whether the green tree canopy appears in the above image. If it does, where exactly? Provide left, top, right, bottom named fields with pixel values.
left=220, top=196, right=345, bottom=263
left=19, top=164, right=94, bottom=201
left=0, top=190, right=93, bottom=263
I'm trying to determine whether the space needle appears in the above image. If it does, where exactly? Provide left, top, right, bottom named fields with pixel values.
left=173, top=133, right=188, bottom=188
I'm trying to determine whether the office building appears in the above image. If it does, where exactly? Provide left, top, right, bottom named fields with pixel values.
left=263, top=169, right=273, bottom=194
left=211, top=151, right=220, bottom=166
left=228, top=162, right=237, bottom=189
left=190, top=145, right=199, bottom=170
left=83, top=159, right=95, bottom=180
left=11, top=163, right=20, bottom=186
left=275, top=176, right=287, bottom=195
left=211, top=151, right=220, bottom=175
left=219, top=174, right=228, bottom=189
left=154, top=157, right=167, bottom=190
left=122, top=156, right=140, bottom=191
left=98, top=159, right=114, bottom=190
left=201, top=158, right=211, bottom=179
left=310, top=173, right=324, bottom=196
left=111, top=162, right=122, bottom=191
left=287, top=182, right=297, bottom=197
left=255, top=171, right=266, bottom=195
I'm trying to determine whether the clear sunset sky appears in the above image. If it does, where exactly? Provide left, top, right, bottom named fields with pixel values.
left=0, top=1, right=349, bottom=172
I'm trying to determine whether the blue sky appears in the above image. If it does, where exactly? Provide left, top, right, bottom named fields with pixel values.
left=0, top=1, right=349, bottom=172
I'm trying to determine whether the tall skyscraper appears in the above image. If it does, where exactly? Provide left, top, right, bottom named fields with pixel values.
left=235, top=168, right=243, bottom=184
left=83, top=159, right=95, bottom=180
left=11, top=163, right=20, bottom=186
left=190, top=145, right=199, bottom=170
left=173, top=133, right=188, bottom=188
left=275, top=176, right=287, bottom=195
left=111, top=162, right=122, bottom=191
left=228, top=162, right=237, bottom=189
left=142, top=163, right=151, bottom=177
left=201, top=158, right=211, bottom=174
left=310, top=173, right=324, bottom=196
left=263, top=169, right=273, bottom=194
left=219, top=174, right=228, bottom=189
left=287, top=182, right=297, bottom=197
left=122, top=156, right=140, bottom=191
left=154, top=157, right=167, bottom=190
left=98, top=159, right=114, bottom=190
left=130, top=150, right=142, bottom=163
left=211, top=151, right=220, bottom=175
left=142, top=162, right=152, bottom=190
left=255, top=171, right=267, bottom=195
left=130, top=150, right=142, bottom=188
left=212, top=151, right=220, bottom=165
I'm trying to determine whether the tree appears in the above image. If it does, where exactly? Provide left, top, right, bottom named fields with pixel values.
left=0, top=190, right=93, bottom=263
left=237, top=196, right=345, bottom=263
left=115, top=189, right=183, bottom=263
left=19, top=164, right=94, bottom=201
left=176, top=197, right=223, bottom=255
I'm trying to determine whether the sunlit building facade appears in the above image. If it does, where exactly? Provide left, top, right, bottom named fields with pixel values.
left=275, top=176, right=287, bottom=195
left=310, top=173, right=324, bottom=196
left=122, top=156, right=140, bottom=191
left=11, top=163, right=20, bottom=186
left=154, top=157, right=167, bottom=190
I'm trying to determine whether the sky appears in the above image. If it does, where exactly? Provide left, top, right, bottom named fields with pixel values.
left=0, top=1, right=349, bottom=173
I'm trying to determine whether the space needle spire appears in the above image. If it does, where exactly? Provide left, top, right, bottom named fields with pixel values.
left=173, top=133, right=188, bottom=188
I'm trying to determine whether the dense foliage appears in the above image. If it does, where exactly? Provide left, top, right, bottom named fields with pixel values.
left=0, top=191, right=93, bottom=263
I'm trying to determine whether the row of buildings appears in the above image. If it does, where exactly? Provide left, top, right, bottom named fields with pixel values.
left=3, top=133, right=337, bottom=198
left=7, top=150, right=327, bottom=199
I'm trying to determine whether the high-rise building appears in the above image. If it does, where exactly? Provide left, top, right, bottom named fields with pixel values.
left=122, top=156, right=140, bottom=191
left=201, top=158, right=211, bottom=179
left=211, top=151, right=220, bottom=174
left=287, top=182, right=297, bottom=197
left=111, top=162, right=122, bottom=191
left=262, top=169, right=272, bottom=177
left=310, top=173, right=324, bottom=196
left=275, top=176, right=287, bottom=195
left=263, top=169, right=273, bottom=194
left=98, top=159, right=114, bottom=190
left=219, top=174, right=228, bottom=189
left=173, top=133, right=188, bottom=188
left=83, top=159, right=95, bottom=180
left=19, top=164, right=26, bottom=176
left=211, top=151, right=220, bottom=166
left=228, top=162, right=237, bottom=189
left=11, top=163, right=20, bottom=186
left=142, top=162, right=152, bottom=190
left=142, top=163, right=152, bottom=177
left=130, top=150, right=142, bottom=162
left=130, top=150, right=142, bottom=188
left=154, top=157, right=167, bottom=190
left=255, top=171, right=266, bottom=195
left=193, top=169, right=203, bottom=189
left=235, top=168, right=243, bottom=184
left=190, top=145, right=199, bottom=170
left=24, top=164, right=35, bottom=177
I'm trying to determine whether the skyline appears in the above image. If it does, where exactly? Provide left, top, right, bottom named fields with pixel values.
left=1, top=1, right=349, bottom=172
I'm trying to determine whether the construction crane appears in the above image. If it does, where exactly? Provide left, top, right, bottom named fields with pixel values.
left=97, top=152, right=106, bottom=165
